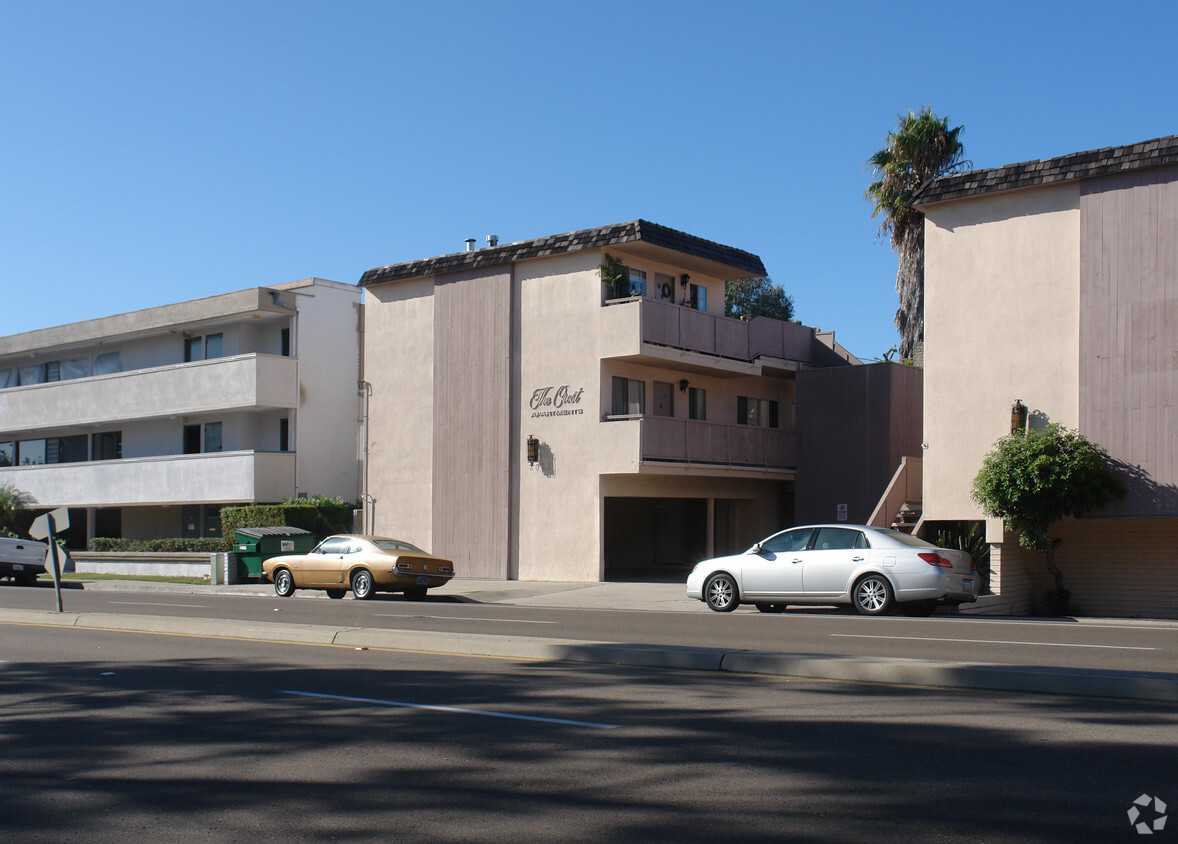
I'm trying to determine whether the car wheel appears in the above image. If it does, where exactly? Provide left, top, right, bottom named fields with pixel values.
left=704, top=573, right=739, bottom=612
left=900, top=600, right=938, bottom=617
left=273, top=569, right=296, bottom=598
left=16, top=571, right=38, bottom=587
left=351, top=569, right=376, bottom=600
left=403, top=586, right=427, bottom=601
left=326, top=589, right=347, bottom=600
left=852, top=574, right=894, bottom=616
left=755, top=603, right=786, bottom=613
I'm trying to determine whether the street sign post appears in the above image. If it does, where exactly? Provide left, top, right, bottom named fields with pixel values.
left=30, top=508, right=70, bottom=613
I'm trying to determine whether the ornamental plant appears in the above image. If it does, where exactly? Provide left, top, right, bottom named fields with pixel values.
left=971, top=423, right=1124, bottom=614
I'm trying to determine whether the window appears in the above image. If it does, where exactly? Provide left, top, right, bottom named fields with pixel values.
left=812, top=527, right=864, bottom=551
left=203, top=422, right=222, bottom=453
left=689, top=387, right=706, bottom=421
left=279, top=418, right=289, bottom=452
left=611, top=376, right=645, bottom=416
left=689, top=283, right=707, bottom=312
left=46, top=435, right=87, bottom=464
left=45, top=361, right=61, bottom=382
left=626, top=267, right=647, bottom=297
left=0, top=441, right=13, bottom=467
left=280, top=328, right=291, bottom=357
left=17, top=439, right=45, bottom=465
left=761, top=528, right=813, bottom=554
left=184, top=333, right=224, bottom=362
left=737, top=396, right=779, bottom=428
left=92, top=431, right=122, bottom=461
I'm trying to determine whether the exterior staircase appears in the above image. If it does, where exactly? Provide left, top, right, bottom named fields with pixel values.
left=868, top=456, right=923, bottom=534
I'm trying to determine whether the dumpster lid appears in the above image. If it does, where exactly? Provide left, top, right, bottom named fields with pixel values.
left=235, top=526, right=313, bottom=539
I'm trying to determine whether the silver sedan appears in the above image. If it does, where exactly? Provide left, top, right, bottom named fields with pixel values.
left=686, top=524, right=979, bottom=616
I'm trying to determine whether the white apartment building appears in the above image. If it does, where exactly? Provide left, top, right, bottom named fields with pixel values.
left=0, top=278, right=362, bottom=546
left=360, top=220, right=858, bottom=582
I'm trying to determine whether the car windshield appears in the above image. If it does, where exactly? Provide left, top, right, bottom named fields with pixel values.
left=371, top=539, right=425, bottom=553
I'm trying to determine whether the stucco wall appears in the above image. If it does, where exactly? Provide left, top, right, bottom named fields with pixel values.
left=922, top=183, right=1082, bottom=521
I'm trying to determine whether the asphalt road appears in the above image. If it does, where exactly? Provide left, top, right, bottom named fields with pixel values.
left=2, top=582, right=1176, bottom=676
left=4, top=624, right=1176, bottom=843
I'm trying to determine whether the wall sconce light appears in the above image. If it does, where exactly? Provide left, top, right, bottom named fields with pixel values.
left=526, top=435, right=540, bottom=466
left=680, top=273, right=690, bottom=288
left=679, top=379, right=689, bottom=393
left=1010, top=399, right=1028, bottom=434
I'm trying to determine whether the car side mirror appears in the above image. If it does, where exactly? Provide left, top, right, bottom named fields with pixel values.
left=750, top=543, right=764, bottom=555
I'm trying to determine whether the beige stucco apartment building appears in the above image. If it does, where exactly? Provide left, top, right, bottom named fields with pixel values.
left=359, top=221, right=859, bottom=582
left=914, top=134, right=1178, bottom=618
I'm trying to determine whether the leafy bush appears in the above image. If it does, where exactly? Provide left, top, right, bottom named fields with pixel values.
left=88, top=537, right=231, bottom=553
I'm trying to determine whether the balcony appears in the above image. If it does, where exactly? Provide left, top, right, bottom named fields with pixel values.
left=601, top=298, right=819, bottom=373
left=628, top=416, right=796, bottom=471
left=0, top=450, right=295, bottom=507
left=0, top=354, right=298, bottom=434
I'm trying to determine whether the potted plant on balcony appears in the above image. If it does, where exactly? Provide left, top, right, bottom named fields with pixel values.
left=597, top=253, right=630, bottom=301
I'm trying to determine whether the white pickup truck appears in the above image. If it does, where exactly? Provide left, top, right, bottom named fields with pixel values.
left=0, top=536, right=50, bottom=586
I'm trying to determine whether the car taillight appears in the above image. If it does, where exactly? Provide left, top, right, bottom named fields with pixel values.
left=397, top=561, right=412, bottom=571
left=918, top=552, right=953, bottom=568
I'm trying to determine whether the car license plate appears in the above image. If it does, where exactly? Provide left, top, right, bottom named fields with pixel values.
left=962, top=578, right=975, bottom=591
left=13, top=564, right=24, bottom=570
left=416, top=576, right=429, bottom=585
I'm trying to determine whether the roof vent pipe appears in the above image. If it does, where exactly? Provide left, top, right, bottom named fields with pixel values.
left=486, top=235, right=499, bottom=247
left=465, top=238, right=476, bottom=251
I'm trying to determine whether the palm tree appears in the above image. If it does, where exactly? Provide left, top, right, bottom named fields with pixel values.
left=866, top=108, right=967, bottom=360
left=0, top=483, right=37, bottom=535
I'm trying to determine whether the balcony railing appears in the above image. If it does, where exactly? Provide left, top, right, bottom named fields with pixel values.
left=0, top=450, right=295, bottom=507
left=628, top=298, right=816, bottom=363
left=0, top=354, right=298, bottom=433
left=638, top=416, right=796, bottom=469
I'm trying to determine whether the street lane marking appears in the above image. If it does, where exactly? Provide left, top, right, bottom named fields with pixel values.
left=107, top=601, right=209, bottom=608
left=374, top=614, right=557, bottom=624
left=281, top=690, right=619, bottom=729
left=832, top=633, right=1154, bottom=650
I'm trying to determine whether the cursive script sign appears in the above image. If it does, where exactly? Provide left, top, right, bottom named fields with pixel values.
left=529, top=385, right=585, bottom=418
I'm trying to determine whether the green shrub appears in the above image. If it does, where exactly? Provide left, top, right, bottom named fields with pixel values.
left=87, top=537, right=231, bottom=553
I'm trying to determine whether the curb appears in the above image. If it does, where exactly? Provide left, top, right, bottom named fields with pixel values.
left=3, top=608, right=1176, bottom=703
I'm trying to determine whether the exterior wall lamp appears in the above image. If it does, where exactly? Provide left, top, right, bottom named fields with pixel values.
left=526, top=435, right=540, bottom=466
left=680, top=273, right=690, bottom=288
left=679, top=379, right=689, bottom=392
left=1011, top=399, right=1028, bottom=433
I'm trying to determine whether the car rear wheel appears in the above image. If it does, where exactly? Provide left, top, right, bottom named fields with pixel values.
left=326, top=589, right=347, bottom=600
left=755, top=603, right=786, bottom=613
left=852, top=574, right=893, bottom=616
left=403, top=586, right=427, bottom=601
left=15, top=571, right=38, bottom=587
left=273, top=569, right=295, bottom=598
left=900, top=599, right=937, bottom=617
left=704, top=573, right=739, bottom=612
left=351, top=569, right=376, bottom=600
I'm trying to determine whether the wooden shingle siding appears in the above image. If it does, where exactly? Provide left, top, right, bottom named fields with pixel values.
left=432, top=265, right=513, bottom=579
left=1080, top=165, right=1178, bottom=517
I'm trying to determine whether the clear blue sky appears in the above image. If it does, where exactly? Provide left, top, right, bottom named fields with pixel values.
left=4, top=0, right=1176, bottom=360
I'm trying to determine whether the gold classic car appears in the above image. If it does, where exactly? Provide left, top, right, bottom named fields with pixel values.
left=262, top=535, right=454, bottom=600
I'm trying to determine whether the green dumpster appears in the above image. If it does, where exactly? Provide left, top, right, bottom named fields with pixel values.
left=234, top=526, right=315, bottom=581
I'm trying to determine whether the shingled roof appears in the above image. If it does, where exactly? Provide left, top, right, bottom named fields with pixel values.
left=358, top=219, right=766, bottom=287
left=912, top=133, right=1178, bottom=207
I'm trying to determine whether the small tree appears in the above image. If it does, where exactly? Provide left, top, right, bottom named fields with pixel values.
left=724, top=276, right=795, bottom=321
left=971, top=424, right=1124, bottom=613
left=0, top=483, right=36, bottom=537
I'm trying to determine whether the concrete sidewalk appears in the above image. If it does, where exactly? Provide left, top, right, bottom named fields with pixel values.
left=6, top=577, right=1177, bottom=704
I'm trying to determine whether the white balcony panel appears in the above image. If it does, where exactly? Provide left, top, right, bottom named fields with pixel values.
left=0, top=354, right=297, bottom=433
left=0, top=451, right=294, bottom=507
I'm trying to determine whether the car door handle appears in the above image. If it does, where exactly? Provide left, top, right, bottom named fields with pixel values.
left=791, top=559, right=803, bottom=564
left=852, top=556, right=864, bottom=561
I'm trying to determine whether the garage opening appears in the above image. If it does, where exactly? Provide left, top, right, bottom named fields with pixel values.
left=603, top=497, right=708, bottom=582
